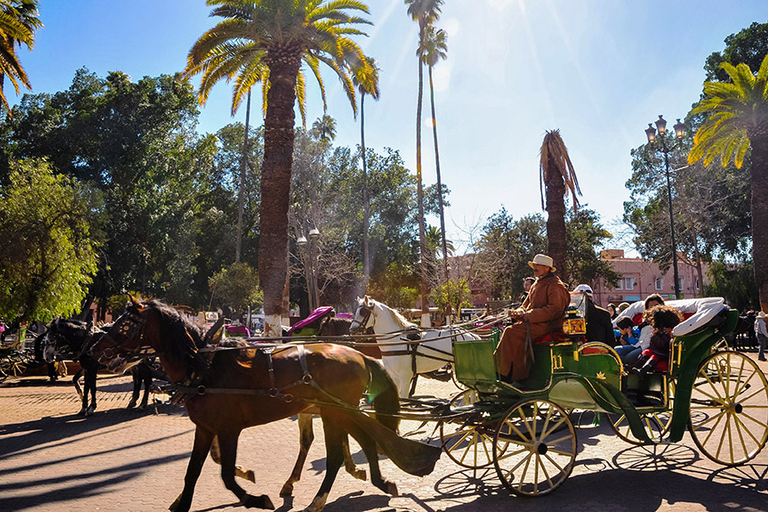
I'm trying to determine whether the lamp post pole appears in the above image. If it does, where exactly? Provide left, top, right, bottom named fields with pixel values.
left=645, top=115, right=685, bottom=299
left=308, top=227, right=320, bottom=310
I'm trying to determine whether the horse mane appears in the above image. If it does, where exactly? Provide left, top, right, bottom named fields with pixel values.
left=371, top=298, right=414, bottom=330
left=142, top=300, right=208, bottom=378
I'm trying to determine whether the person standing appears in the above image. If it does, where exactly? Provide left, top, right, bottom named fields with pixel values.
left=520, top=277, right=535, bottom=303
left=573, top=284, right=615, bottom=344
left=755, top=311, right=767, bottom=362
left=494, top=254, right=570, bottom=382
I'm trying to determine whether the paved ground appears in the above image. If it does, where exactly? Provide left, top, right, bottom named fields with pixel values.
left=1, top=353, right=767, bottom=512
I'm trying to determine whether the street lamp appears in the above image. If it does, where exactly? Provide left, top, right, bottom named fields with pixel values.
left=645, top=115, right=686, bottom=299
left=297, top=227, right=321, bottom=311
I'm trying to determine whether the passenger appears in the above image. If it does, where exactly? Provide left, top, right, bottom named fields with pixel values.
left=614, top=316, right=640, bottom=359
left=607, top=303, right=618, bottom=319
left=632, top=304, right=684, bottom=374
left=573, top=284, right=615, bottom=344
left=618, top=302, right=631, bottom=314
left=494, top=254, right=570, bottom=382
left=520, top=277, right=535, bottom=303
left=755, top=311, right=767, bottom=362
left=618, top=294, right=665, bottom=366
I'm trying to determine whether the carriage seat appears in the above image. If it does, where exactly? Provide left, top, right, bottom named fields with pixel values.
left=534, top=331, right=567, bottom=345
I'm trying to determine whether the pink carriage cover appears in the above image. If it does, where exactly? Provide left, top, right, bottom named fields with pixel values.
left=287, top=306, right=334, bottom=335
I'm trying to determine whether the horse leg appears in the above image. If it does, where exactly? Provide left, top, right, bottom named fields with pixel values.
left=169, top=425, right=215, bottom=512
left=305, top=413, right=347, bottom=512
left=128, top=367, right=140, bottom=409
left=280, top=412, right=314, bottom=497
left=72, top=368, right=87, bottom=415
left=216, top=431, right=274, bottom=509
left=345, top=418, right=398, bottom=497
left=139, top=368, right=152, bottom=408
left=210, top=436, right=255, bottom=483
left=341, top=434, right=366, bottom=482
left=85, top=361, right=98, bottom=416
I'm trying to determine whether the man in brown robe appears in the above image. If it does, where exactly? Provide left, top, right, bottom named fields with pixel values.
left=494, top=254, right=570, bottom=382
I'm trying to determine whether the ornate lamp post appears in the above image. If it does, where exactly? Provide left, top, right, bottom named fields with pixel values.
left=645, top=115, right=685, bottom=299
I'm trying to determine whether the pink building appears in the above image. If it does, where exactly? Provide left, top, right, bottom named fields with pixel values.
left=593, top=249, right=709, bottom=307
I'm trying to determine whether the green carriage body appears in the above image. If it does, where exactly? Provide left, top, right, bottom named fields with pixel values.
left=452, top=308, right=741, bottom=443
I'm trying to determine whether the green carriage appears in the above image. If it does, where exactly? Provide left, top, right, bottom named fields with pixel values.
left=441, top=298, right=768, bottom=496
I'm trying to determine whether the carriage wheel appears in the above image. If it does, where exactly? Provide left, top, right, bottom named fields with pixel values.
left=609, top=378, right=675, bottom=445
left=439, top=389, right=495, bottom=469
left=493, top=399, right=577, bottom=496
left=688, top=351, right=768, bottom=465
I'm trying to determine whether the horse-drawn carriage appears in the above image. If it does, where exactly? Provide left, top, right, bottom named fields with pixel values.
left=83, top=295, right=768, bottom=511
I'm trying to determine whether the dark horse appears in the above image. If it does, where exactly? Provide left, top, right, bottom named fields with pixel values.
left=41, top=319, right=103, bottom=416
left=90, top=300, right=439, bottom=512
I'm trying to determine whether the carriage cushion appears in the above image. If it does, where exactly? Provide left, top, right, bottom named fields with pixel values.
left=226, top=325, right=250, bottom=337
left=640, top=348, right=668, bottom=372
left=287, top=306, right=335, bottom=335
left=534, top=331, right=567, bottom=345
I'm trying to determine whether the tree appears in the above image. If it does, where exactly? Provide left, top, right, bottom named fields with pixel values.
left=0, top=0, right=39, bottom=113
left=688, top=53, right=768, bottom=311
left=430, top=278, right=472, bottom=320
left=0, top=159, right=98, bottom=322
left=208, top=262, right=263, bottom=318
left=539, top=130, right=581, bottom=282
left=704, top=22, right=768, bottom=82
left=352, top=56, right=380, bottom=290
left=565, top=207, right=621, bottom=288
left=420, top=24, right=449, bottom=281
left=186, top=0, right=375, bottom=335
left=311, top=114, right=337, bottom=142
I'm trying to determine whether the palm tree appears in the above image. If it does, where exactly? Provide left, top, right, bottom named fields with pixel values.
left=688, top=54, right=768, bottom=311
left=0, top=0, right=40, bottom=114
left=420, top=25, right=448, bottom=280
left=539, top=130, right=581, bottom=283
left=352, top=56, right=380, bottom=290
left=405, top=0, right=443, bottom=326
left=311, top=114, right=337, bottom=142
left=186, top=0, right=374, bottom=335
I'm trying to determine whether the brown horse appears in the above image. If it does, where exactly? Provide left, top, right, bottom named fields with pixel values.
left=90, top=300, right=438, bottom=512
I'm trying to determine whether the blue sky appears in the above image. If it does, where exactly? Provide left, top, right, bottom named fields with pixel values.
left=12, top=1, right=768, bottom=253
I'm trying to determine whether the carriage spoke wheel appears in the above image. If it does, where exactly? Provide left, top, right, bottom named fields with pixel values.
left=609, top=378, right=675, bottom=445
left=439, top=389, right=495, bottom=468
left=689, top=351, right=768, bottom=466
left=493, top=399, right=576, bottom=496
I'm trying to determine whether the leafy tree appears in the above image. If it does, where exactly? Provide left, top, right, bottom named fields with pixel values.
left=565, top=207, right=621, bottom=288
left=688, top=54, right=768, bottom=311
left=208, top=262, right=263, bottom=318
left=705, top=22, right=768, bottom=82
left=351, top=56, right=380, bottom=287
left=186, top=0, right=376, bottom=335
left=0, top=159, right=98, bottom=322
left=405, top=0, right=443, bottom=324
left=420, top=24, right=449, bottom=280
left=539, top=130, right=581, bottom=282
left=705, top=260, right=758, bottom=312
left=430, top=278, right=472, bottom=320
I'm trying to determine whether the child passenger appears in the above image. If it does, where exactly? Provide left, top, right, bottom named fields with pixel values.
left=614, top=316, right=640, bottom=360
left=632, top=304, right=684, bottom=374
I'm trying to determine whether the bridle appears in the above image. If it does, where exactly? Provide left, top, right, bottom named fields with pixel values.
left=350, top=302, right=374, bottom=334
left=92, top=307, right=149, bottom=365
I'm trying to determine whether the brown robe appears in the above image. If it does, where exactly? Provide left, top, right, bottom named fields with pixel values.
left=494, top=272, right=570, bottom=381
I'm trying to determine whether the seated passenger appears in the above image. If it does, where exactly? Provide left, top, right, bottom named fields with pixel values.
left=618, top=294, right=665, bottom=366
left=614, top=316, right=640, bottom=359
left=632, top=304, right=684, bottom=374
left=494, top=254, right=570, bottom=382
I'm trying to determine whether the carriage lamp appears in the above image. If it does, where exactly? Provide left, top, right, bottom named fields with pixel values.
left=563, top=306, right=586, bottom=336
left=644, top=114, right=685, bottom=299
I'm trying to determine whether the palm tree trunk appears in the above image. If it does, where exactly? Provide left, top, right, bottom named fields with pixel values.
left=429, top=66, right=449, bottom=282
left=416, top=27, right=429, bottom=327
left=749, top=132, right=768, bottom=311
left=361, top=92, right=370, bottom=289
left=545, top=156, right=568, bottom=283
left=235, top=89, right=251, bottom=263
left=259, top=59, right=300, bottom=336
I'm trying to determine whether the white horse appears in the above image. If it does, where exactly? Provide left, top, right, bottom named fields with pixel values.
left=350, top=296, right=480, bottom=398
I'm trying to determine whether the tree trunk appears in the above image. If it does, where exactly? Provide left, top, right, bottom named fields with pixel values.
left=429, top=66, right=449, bottom=283
left=259, top=58, right=300, bottom=336
left=236, top=89, right=252, bottom=263
left=749, top=132, right=768, bottom=312
left=361, top=93, right=370, bottom=290
left=545, top=157, right=568, bottom=283
left=416, top=26, right=430, bottom=327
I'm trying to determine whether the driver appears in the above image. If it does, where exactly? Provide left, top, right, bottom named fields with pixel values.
left=494, top=254, right=570, bottom=382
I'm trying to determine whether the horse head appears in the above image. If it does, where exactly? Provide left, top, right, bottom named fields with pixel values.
left=350, top=296, right=376, bottom=334
left=41, top=318, right=93, bottom=363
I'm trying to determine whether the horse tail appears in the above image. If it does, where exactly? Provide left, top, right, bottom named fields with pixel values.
left=363, top=356, right=400, bottom=432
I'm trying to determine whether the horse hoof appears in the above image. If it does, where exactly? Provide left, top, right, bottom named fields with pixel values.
left=168, top=494, right=186, bottom=512
left=303, top=493, right=328, bottom=512
left=85, top=407, right=95, bottom=417
left=387, top=482, right=399, bottom=497
left=279, top=482, right=294, bottom=497
left=77, top=407, right=87, bottom=416
left=352, top=468, right=367, bottom=481
left=245, top=469, right=256, bottom=483
left=127, top=400, right=137, bottom=409
left=242, top=494, right=274, bottom=509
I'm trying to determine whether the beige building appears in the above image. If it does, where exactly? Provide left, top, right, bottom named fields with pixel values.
left=593, top=249, right=709, bottom=307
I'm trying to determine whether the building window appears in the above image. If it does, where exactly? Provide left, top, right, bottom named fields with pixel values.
left=696, top=277, right=700, bottom=291
left=624, top=276, right=635, bottom=290
left=655, top=276, right=664, bottom=290
left=679, top=277, right=685, bottom=290
left=615, top=279, right=623, bottom=290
